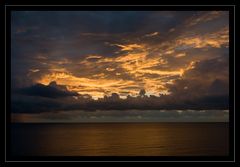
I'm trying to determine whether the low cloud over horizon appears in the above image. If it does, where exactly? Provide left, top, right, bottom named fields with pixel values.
left=12, top=110, right=229, bottom=123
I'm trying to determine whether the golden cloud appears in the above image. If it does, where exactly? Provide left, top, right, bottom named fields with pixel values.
left=33, top=24, right=228, bottom=99
left=34, top=38, right=201, bottom=99
left=36, top=71, right=141, bottom=99
left=165, top=50, right=175, bottom=55
left=175, top=27, right=229, bottom=49
left=111, top=43, right=145, bottom=51
left=85, top=55, right=102, bottom=60
left=106, top=67, right=115, bottom=72
left=175, top=53, right=186, bottom=58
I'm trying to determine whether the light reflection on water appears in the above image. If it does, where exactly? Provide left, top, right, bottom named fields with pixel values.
left=11, top=122, right=229, bottom=156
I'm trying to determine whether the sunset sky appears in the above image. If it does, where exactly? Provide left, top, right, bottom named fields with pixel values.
left=11, top=11, right=229, bottom=122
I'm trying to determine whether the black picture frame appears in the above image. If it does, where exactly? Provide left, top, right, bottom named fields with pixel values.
left=2, top=2, right=237, bottom=165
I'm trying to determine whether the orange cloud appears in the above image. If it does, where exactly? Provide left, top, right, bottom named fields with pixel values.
left=35, top=37, right=200, bottom=99
left=36, top=72, right=141, bottom=99
left=111, top=43, right=145, bottom=51
left=176, top=27, right=229, bottom=49
left=85, top=55, right=102, bottom=60
left=106, top=67, right=115, bottom=72
left=33, top=24, right=228, bottom=100
left=165, top=50, right=175, bottom=55
left=175, top=53, right=186, bottom=58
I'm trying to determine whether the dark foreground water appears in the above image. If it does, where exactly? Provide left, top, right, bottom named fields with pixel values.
left=11, top=123, right=229, bottom=156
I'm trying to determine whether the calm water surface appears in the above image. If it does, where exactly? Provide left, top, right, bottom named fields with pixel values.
left=11, top=123, right=229, bottom=156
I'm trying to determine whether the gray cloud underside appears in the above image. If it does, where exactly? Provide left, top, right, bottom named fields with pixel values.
left=11, top=110, right=229, bottom=123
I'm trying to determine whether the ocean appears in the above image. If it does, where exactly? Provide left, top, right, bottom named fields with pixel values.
left=10, top=122, right=229, bottom=156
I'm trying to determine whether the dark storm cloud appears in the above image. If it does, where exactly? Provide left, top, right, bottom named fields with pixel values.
left=15, top=81, right=78, bottom=98
left=12, top=11, right=174, bottom=38
left=11, top=84, right=228, bottom=114
left=167, top=57, right=229, bottom=100
left=11, top=94, right=62, bottom=113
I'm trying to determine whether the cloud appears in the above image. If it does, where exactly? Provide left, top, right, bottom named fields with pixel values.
left=30, top=28, right=228, bottom=99
left=165, top=50, right=175, bottom=54
left=11, top=94, right=62, bottom=113
left=169, top=28, right=175, bottom=32
left=106, top=67, right=115, bottom=72
left=29, top=69, right=40, bottom=73
left=175, top=27, right=229, bottom=49
left=11, top=69, right=229, bottom=115
left=85, top=55, right=102, bottom=60
left=145, top=32, right=159, bottom=37
left=16, top=81, right=79, bottom=98
left=111, top=43, right=145, bottom=52
left=11, top=110, right=229, bottom=123
left=208, top=79, right=229, bottom=96
left=167, top=57, right=229, bottom=100
left=11, top=11, right=229, bottom=112
left=186, top=11, right=224, bottom=27
left=175, top=53, right=186, bottom=58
